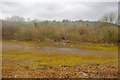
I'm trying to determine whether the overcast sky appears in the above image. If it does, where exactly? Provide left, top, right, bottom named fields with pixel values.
left=0, top=0, right=118, bottom=21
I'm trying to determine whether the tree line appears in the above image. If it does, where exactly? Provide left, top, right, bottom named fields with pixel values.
left=2, top=12, right=119, bottom=44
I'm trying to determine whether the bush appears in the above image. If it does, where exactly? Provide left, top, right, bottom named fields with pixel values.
left=2, top=20, right=118, bottom=44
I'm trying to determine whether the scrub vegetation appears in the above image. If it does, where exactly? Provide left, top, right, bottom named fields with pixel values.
left=2, top=18, right=118, bottom=44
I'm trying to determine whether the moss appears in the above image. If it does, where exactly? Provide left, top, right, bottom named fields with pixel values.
left=2, top=40, right=118, bottom=69
left=3, top=52, right=118, bottom=69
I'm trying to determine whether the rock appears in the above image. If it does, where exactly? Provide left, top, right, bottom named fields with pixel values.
left=14, top=75, right=18, bottom=78
left=80, top=72, right=88, bottom=76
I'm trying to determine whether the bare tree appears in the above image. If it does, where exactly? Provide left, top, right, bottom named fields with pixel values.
left=109, top=12, right=116, bottom=23
left=100, top=13, right=109, bottom=23
left=100, top=12, right=117, bottom=23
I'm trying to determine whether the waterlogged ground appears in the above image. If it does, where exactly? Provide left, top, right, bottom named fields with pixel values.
left=2, top=40, right=118, bottom=78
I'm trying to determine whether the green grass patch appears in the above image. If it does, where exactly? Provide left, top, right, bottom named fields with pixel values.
left=3, top=52, right=118, bottom=69
left=2, top=40, right=118, bottom=70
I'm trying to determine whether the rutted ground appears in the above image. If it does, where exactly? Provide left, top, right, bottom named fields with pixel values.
left=2, top=41, right=118, bottom=78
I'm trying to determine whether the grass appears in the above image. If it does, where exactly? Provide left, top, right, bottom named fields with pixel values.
left=3, top=40, right=118, bottom=52
left=2, top=40, right=118, bottom=78
left=78, top=44, right=118, bottom=52
left=2, top=52, right=118, bottom=70
left=2, top=40, right=118, bottom=69
left=3, top=52, right=114, bottom=60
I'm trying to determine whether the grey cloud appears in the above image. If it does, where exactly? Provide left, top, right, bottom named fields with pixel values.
left=1, top=2, right=118, bottom=21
